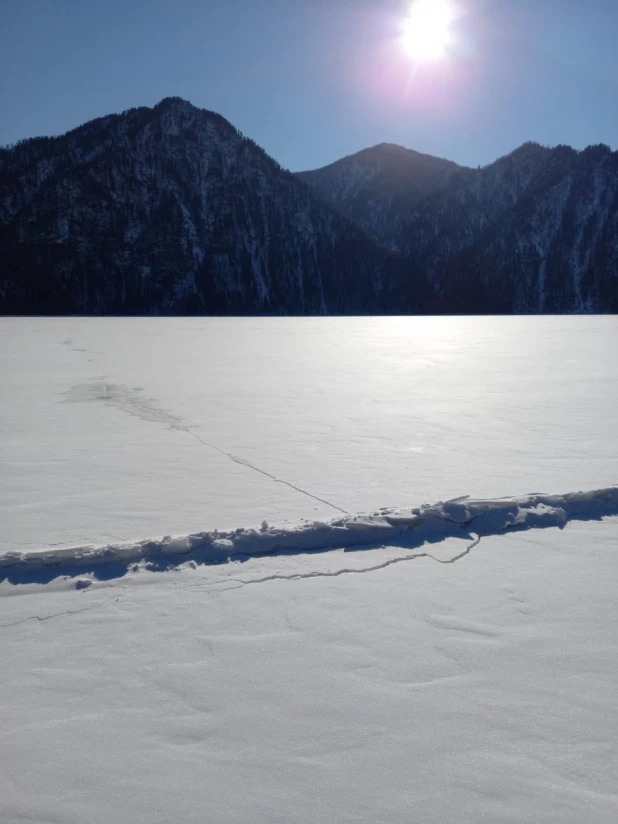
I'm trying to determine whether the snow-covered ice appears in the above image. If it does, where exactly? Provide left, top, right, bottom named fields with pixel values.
left=2, top=519, right=617, bottom=823
left=1, top=316, right=617, bottom=553
left=1, top=315, right=617, bottom=823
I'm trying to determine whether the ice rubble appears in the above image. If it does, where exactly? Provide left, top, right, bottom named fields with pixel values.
left=2, top=486, right=616, bottom=576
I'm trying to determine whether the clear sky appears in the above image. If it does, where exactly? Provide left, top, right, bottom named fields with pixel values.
left=2, top=0, right=617, bottom=171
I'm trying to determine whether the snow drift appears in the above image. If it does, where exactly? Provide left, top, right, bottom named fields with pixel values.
left=2, top=487, right=616, bottom=577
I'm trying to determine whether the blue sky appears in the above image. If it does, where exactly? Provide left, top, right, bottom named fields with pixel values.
left=1, top=0, right=617, bottom=170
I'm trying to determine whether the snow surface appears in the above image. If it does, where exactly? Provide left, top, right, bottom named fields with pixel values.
left=1, top=316, right=617, bottom=823
left=1, top=315, right=617, bottom=554
left=2, top=520, right=617, bottom=823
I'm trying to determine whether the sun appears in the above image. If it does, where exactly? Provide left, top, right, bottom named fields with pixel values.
left=402, top=0, right=454, bottom=61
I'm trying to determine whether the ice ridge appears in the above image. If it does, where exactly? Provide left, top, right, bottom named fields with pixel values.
left=1, top=487, right=616, bottom=577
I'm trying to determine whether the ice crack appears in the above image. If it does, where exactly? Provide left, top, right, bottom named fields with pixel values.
left=0, top=601, right=105, bottom=628
left=208, top=533, right=483, bottom=590
left=62, top=381, right=349, bottom=515
left=185, top=429, right=349, bottom=514
left=2, top=486, right=616, bottom=584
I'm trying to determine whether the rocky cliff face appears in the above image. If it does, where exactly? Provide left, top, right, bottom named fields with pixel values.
left=0, top=98, right=421, bottom=315
left=302, top=141, right=618, bottom=313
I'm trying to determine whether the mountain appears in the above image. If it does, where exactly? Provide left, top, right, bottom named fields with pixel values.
left=300, top=141, right=618, bottom=313
left=405, top=142, right=618, bottom=313
left=0, top=98, right=424, bottom=315
left=2, top=98, right=616, bottom=315
left=297, top=143, right=460, bottom=252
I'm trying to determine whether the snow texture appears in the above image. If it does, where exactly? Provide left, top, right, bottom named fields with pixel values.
left=2, top=316, right=617, bottom=556
left=1, top=316, right=618, bottom=824
left=2, top=520, right=618, bottom=823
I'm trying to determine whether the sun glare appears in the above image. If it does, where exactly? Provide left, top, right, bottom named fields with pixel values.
left=402, top=0, right=454, bottom=61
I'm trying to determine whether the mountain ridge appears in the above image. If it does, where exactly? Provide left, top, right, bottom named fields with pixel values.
left=1, top=96, right=616, bottom=314
left=299, top=137, right=617, bottom=313
left=0, top=97, right=425, bottom=315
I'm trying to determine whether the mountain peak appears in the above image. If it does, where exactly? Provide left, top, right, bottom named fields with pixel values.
left=372, top=142, right=413, bottom=153
left=0, top=99, right=419, bottom=316
left=323, top=142, right=459, bottom=170
left=368, top=142, right=446, bottom=159
left=154, top=96, right=195, bottom=112
left=296, top=143, right=461, bottom=250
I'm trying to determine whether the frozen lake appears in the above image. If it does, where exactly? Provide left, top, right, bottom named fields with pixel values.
left=2, top=315, right=617, bottom=553
left=1, top=315, right=617, bottom=823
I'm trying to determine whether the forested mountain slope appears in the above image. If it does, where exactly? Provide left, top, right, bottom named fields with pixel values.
left=0, top=98, right=421, bottom=315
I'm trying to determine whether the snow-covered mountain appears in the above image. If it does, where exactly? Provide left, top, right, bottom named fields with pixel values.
left=302, top=141, right=618, bottom=313
left=1, top=97, right=616, bottom=314
left=411, top=142, right=618, bottom=313
left=297, top=143, right=460, bottom=253
left=0, top=98, right=421, bottom=315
